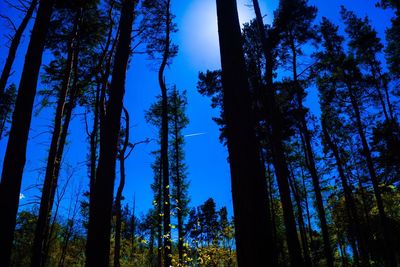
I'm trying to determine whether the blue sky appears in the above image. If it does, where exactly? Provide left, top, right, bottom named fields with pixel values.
left=0, top=0, right=394, bottom=221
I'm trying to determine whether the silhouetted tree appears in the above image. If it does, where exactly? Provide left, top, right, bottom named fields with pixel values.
left=0, top=0, right=55, bottom=265
left=142, top=0, right=178, bottom=265
left=85, top=0, right=136, bottom=266
left=169, top=88, right=190, bottom=264
left=215, top=0, right=277, bottom=265
left=251, top=1, right=304, bottom=265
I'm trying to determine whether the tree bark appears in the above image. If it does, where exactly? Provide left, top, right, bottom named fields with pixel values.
left=216, top=0, right=276, bottom=265
left=85, top=0, right=135, bottom=266
left=0, top=0, right=38, bottom=98
left=0, top=1, right=55, bottom=266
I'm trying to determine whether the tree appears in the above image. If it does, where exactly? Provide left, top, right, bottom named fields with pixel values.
left=141, top=0, right=178, bottom=265
left=146, top=97, right=165, bottom=267
left=250, top=1, right=304, bottom=265
left=341, top=6, right=395, bottom=122
left=0, top=0, right=55, bottom=265
left=185, top=199, right=236, bottom=266
left=168, top=88, right=190, bottom=264
left=114, top=108, right=130, bottom=267
left=114, top=108, right=149, bottom=267
left=215, top=0, right=277, bottom=265
left=384, top=17, right=400, bottom=80
left=85, top=0, right=136, bottom=266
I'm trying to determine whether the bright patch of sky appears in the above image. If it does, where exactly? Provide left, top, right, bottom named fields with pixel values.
left=180, top=0, right=271, bottom=70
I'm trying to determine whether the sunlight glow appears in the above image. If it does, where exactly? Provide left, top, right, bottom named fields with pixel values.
left=181, top=0, right=270, bottom=70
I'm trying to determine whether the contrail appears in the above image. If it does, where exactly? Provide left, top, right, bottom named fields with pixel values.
left=184, top=132, right=207, bottom=138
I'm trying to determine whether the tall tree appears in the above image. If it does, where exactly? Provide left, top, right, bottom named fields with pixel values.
left=85, top=0, right=136, bottom=266
left=146, top=98, right=165, bottom=267
left=169, top=88, right=190, bottom=264
left=215, top=0, right=277, bottom=265
left=31, top=5, right=81, bottom=267
left=114, top=107, right=130, bottom=267
left=0, top=0, right=55, bottom=265
left=142, top=1, right=178, bottom=265
left=274, top=1, right=335, bottom=265
left=251, top=1, right=304, bottom=265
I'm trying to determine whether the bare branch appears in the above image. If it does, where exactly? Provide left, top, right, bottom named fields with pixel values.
left=0, top=14, right=17, bottom=33
left=124, top=138, right=152, bottom=160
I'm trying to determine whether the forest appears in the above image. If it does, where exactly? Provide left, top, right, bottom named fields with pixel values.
left=0, top=0, right=399, bottom=266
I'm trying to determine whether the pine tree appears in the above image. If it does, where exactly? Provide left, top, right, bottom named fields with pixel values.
left=141, top=0, right=178, bottom=265
left=169, top=88, right=190, bottom=264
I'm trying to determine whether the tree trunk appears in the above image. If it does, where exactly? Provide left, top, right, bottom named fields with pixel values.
left=216, top=0, right=276, bottom=265
left=0, top=0, right=38, bottom=98
left=114, top=157, right=125, bottom=267
left=31, top=14, right=80, bottom=267
left=172, top=100, right=184, bottom=264
left=40, top=43, right=81, bottom=267
left=158, top=1, right=173, bottom=266
left=251, top=1, right=304, bottom=265
left=85, top=1, right=135, bottom=266
left=0, top=1, right=55, bottom=266
left=259, top=152, right=278, bottom=266
left=157, top=160, right=163, bottom=267
left=288, top=165, right=312, bottom=266
left=266, top=163, right=278, bottom=252
left=298, top=167, right=315, bottom=260
left=114, top=107, right=130, bottom=267
left=89, top=83, right=100, bottom=205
